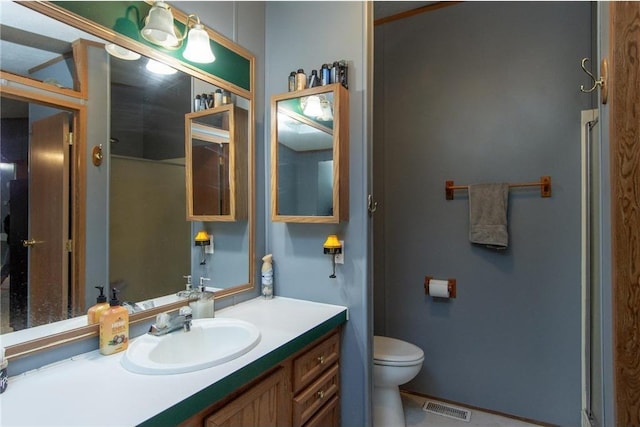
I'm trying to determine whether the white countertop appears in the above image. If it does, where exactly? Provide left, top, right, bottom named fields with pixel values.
left=0, top=297, right=347, bottom=427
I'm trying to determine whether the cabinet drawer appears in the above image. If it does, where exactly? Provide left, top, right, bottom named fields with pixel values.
left=303, top=395, right=339, bottom=427
left=293, top=332, right=340, bottom=393
left=293, top=363, right=339, bottom=426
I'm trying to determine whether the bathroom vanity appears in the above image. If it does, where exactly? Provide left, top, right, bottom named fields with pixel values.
left=0, top=297, right=347, bottom=427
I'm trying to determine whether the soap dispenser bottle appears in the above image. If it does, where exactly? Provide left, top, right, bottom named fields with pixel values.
left=261, top=254, right=274, bottom=299
left=99, top=289, right=129, bottom=355
left=87, top=286, right=110, bottom=325
left=190, top=277, right=214, bottom=319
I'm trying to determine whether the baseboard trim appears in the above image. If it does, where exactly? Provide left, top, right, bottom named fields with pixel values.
left=400, top=389, right=557, bottom=427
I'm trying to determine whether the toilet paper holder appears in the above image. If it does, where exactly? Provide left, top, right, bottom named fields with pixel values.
left=424, top=276, right=457, bottom=298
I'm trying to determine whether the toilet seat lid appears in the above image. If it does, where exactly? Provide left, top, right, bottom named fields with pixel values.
left=374, top=336, right=424, bottom=363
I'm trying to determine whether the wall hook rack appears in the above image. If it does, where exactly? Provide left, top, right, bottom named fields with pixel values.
left=580, top=57, right=608, bottom=104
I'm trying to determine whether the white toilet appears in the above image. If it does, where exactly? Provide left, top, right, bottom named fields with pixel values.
left=373, top=335, right=424, bottom=427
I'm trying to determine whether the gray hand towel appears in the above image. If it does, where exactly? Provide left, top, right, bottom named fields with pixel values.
left=468, top=183, right=509, bottom=249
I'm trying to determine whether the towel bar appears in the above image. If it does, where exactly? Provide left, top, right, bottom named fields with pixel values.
left=445, top=176, right=551, bottom=200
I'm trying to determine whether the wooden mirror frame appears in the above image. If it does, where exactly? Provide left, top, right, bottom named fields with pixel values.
left=4, top=1, right=255, bottom=361
left=186, top=105, right=249, bottom=221
left=270, top=83, right=349, bottom=223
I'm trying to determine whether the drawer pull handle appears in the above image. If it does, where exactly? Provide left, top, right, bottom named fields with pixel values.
left=317, top=390, right=325, bottom=400
left=318, top=355, right=325, bottom=365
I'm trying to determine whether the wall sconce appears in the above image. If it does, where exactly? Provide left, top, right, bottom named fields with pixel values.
left=194, top=230, right=211, bottom=265
left=141, top=1, right=215, bottom=64
left=323, top=235, right=342, bottom=279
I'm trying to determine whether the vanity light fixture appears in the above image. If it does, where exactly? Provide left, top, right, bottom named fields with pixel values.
left=182, top=19, right=215, bottom=63
left=323, top=234, right=342, bottom=279
left=141, top=2, right=216, bottom=64
left=141, top=1, right=178, bottom=47
left=194, top=230, right=211, bottom=265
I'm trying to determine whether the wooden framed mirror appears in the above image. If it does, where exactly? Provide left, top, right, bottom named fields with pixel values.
left=1, top=1, right=255, bottom=361
left=270, top=83, right=349, bottom=223
left=186, top=105, right=248, bottom=221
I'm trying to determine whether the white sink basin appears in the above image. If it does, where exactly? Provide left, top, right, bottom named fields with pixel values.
left=121, top=318, right=261, bottom=375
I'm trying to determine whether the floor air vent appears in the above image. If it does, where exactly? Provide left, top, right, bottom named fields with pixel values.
left=422, top=400, right=472, bottom=422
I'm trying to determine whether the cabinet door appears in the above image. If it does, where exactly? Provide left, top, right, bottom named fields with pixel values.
left=206, top=367, right=291, bottom=427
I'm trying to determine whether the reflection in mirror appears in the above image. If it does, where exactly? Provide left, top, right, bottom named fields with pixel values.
left=109, top=54, right=191, bottom=305
left=186, top=105, right=248, bottom=220
left=272, top=84, right=349, bottom=223
left=0, top=6, right=83, bottom=92
left=1, top=98, right=76, bottom=332
left=277, top=95, right=334, bottom=216
left=190, top=109, right=232, bottom=216
left=0, top=2, right=254, bottom=351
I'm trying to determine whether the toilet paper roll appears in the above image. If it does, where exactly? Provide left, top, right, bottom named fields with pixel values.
left=428, top=279, right=450, bottom=298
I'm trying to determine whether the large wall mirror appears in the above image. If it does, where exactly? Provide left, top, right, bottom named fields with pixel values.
left=0, top=1, right=255, bottom=358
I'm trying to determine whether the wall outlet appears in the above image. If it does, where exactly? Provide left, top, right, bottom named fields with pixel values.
left=205, top=236, right=214, bottom=254
left=335, top=240, right=344, bottom=264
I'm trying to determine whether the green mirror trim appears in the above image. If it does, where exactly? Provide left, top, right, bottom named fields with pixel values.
left=52, top=1, right=251, bottom=91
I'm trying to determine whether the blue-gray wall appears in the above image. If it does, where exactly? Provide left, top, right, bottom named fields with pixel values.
left=265, top=2, right=371, bottom=426
left=374, top=3, right=591, bottom=426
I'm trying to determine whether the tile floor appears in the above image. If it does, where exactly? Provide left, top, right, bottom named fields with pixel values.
left=402, top=392, right=543, bottom=427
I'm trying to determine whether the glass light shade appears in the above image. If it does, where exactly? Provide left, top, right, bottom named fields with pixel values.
left=105, top=44, right=141, bottom=61
left=183, top=24, right=215, bottom=63
left=303, top=95, right=323, bottom=118
left=145, top=59, right=177, bottom=75
left=141, top=1, right=179, bottom=47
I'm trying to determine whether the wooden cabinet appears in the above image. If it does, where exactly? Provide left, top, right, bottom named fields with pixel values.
left=185, top=104, right=249, bottom=221
left=270, top=84, right=349, bottom=223
left=292, top=332, right=341, bottom=427
left=205, top=367, right=290, bottom=427
left=182, top=328, right=341, bottom=427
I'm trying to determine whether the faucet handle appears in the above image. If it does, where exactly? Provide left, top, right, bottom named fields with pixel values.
left=199, top=277, right=211, bottom=288
left=179, top=306, right=193, bottom=318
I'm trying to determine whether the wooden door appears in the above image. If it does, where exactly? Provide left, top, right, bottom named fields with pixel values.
left=610, top=2, right=640, bottom=425
left=28, top=112, right=70, bottom=326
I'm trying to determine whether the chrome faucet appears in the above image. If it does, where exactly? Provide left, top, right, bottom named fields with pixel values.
left=148, top=306, right=193, bottom=336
